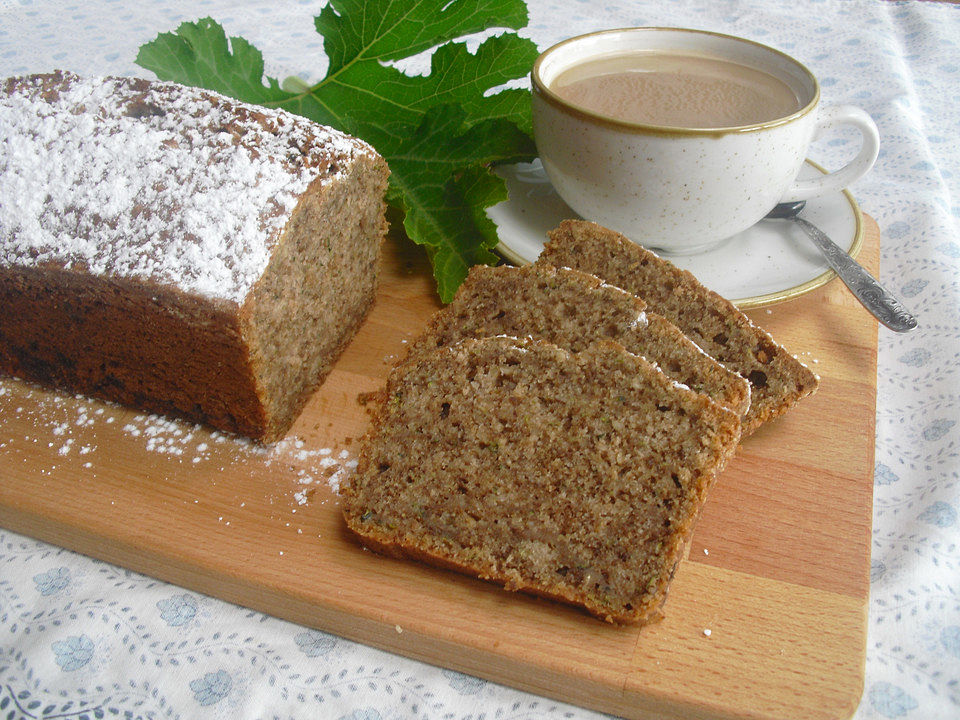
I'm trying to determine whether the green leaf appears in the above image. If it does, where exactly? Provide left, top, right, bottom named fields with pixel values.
left=135, top=18, right=288, bottom=105
left=351, top=103, right=529, bottom=297
left=314, top=0, right=529, bottom=70
left=135, top=0, right=539, bottom=302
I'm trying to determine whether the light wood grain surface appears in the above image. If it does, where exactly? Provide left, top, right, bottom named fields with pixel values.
left=0, top=217, right=879, bottom=720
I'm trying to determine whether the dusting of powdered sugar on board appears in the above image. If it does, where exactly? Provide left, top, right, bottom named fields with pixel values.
left=0, top=71, right=375, bottom=304
left=0, top=376, right=353, bottom=507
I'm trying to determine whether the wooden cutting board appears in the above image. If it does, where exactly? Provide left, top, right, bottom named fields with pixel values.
left=0, top=217, right=878, bottom=720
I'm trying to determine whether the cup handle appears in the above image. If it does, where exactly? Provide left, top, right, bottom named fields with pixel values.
left=781, top=105, right=880, bottom=202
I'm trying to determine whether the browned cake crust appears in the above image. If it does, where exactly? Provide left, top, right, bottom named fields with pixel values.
left=340, top=336, right=741, bottom=624
left=403, top=263, right=751, bottom=417
left=0, top=71, right=389, bottom=441
left=538, top=220, right=819, bottom=434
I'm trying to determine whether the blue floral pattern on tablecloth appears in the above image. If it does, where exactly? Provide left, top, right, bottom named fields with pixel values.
left=1, top=0, right=959, bottom=718
left=33, top=567, right=70, bottom=596
left=191, top=669, right=233, bottom=706
left=51, top=635, right=95, bottom=671
left=157, top=593, right=199, bottom=627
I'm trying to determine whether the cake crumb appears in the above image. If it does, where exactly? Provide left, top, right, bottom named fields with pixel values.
left=703, top=628, right=712, bottom=637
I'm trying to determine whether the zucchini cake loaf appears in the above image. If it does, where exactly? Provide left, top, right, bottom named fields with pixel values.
left=0, top=71, right=389, bottom=441
left=538, top=220, right=819, bottom=434
left=404, top=263, right=750, bottom=417
left=341, top=336, right=742, bottom=624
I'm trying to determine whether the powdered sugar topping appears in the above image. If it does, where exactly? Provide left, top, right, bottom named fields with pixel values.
left=0, top=71, right=376, bottom=303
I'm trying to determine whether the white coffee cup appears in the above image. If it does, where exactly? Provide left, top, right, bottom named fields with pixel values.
left=531, top=27, right=880, bottom=254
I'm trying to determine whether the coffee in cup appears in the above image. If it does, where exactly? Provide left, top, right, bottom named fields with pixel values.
left=531, top=28, right=880, bottom=254
left=551, top=51, right=802, bottom=129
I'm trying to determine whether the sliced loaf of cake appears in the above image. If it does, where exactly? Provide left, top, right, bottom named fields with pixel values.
left=538, top=220, right=819, bottom=434
left=403, top=263, right=750, bottom=417
left=0, top=71, right=389, bottom=441
left=340, top=335, right=742, bottom=624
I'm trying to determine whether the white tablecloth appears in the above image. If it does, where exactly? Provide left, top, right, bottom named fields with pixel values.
left=1, top=1, right=958, bottom=718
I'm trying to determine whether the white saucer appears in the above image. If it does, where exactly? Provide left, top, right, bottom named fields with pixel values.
left=487, top=160, right=864, bottom=308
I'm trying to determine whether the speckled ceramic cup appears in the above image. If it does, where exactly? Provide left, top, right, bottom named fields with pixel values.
left=531, top=27, right=880, bottom=254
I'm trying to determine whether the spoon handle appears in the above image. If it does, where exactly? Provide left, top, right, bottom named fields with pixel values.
left=791, top=217, right=918, bottom=332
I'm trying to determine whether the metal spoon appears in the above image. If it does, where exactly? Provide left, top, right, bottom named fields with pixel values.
left=766, top=201, right=918, bottom=332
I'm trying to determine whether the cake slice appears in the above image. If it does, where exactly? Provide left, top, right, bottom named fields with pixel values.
left=340, top=336, right=742, bottom=624
left=538, top=220, right=819, bottom=434
left=0, top=71, right=389, bottom=441
left=404, top=263, right=750, bottom=417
